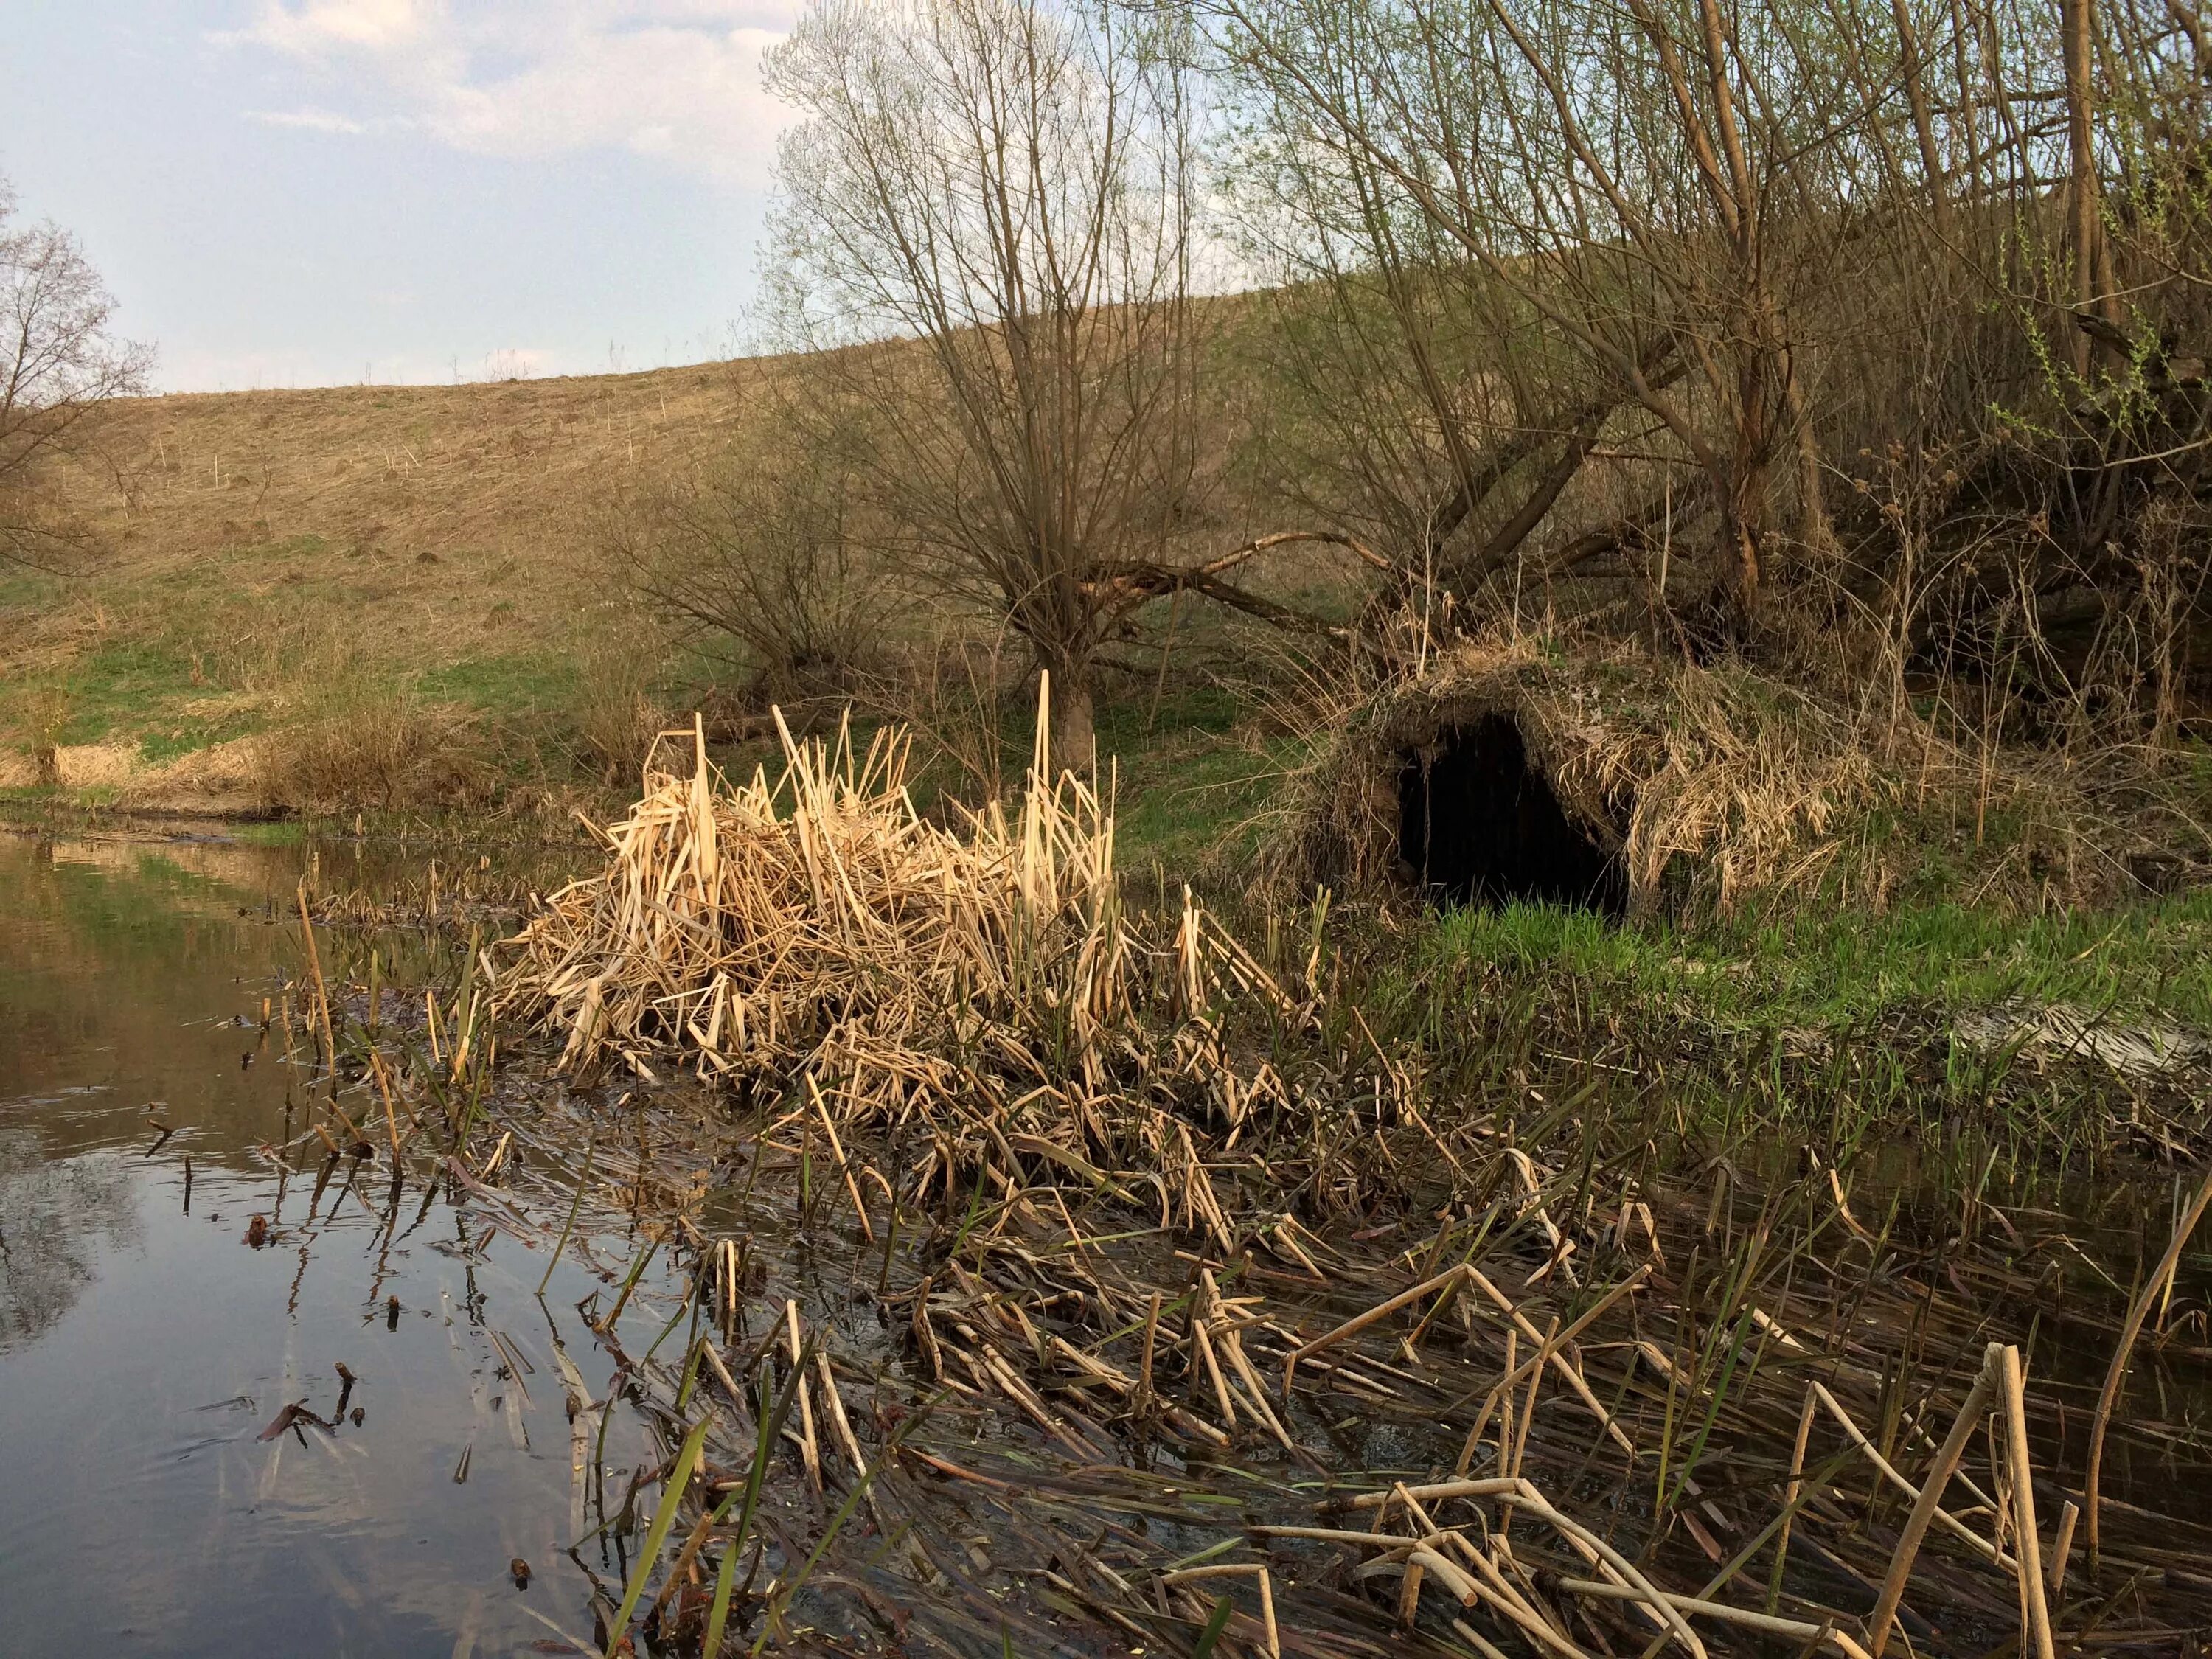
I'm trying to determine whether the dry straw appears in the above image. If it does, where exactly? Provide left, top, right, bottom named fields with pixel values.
left=495, top=678, right=1279, bottom=1199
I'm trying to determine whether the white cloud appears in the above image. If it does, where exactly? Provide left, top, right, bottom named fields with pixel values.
left=220, top=1, right=801, bottom=184
left=240, top=0, right=437, bottom=52
left=246, top=107, right=380, bottom=133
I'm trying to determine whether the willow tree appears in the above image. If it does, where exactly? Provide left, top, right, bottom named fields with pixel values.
left=1202, top=0, right=1884, bottom=642
left=765, top=0, right=1210, bottom=773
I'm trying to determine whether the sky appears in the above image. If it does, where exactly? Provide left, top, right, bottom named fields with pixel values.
left=0, top=1, right=805, bottom=392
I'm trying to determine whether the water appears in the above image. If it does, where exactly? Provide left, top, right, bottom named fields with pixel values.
left=0, top=832, right=630, bottom=1657
left=7, top=830, right=2209, bottom=1654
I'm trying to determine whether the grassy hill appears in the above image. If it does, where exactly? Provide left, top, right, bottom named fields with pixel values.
left=0, top=361, right=777, bottom=809
left=0, top=353, right=1308, bottom=870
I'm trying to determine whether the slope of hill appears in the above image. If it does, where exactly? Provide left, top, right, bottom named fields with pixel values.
left=1, top=361, right=772, bottom=809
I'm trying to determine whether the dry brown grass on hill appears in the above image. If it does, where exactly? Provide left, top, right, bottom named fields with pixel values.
left=36, top=360, right=776, bottom=663
left=0, top=359, right=821, bottom=810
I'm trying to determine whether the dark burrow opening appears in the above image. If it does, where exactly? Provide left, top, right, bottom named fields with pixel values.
left=1397, top=716, right=1627, bottom=914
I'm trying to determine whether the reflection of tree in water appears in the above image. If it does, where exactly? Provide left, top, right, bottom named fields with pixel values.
left=0, top=1130, right=140, bottom=1353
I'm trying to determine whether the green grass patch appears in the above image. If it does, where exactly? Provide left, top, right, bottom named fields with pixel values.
left=1112, top=738, right=1294, bottom=886
left=2, top=635, right=269, bottom=762
left=136, top=708, right=262, bottom=765
left=1102, top=683, right=1312, bottom=882
left=226, top=819, right=307, bottom=845
left=0, top=567, right=66, bottom=611
left=415, top=652, right=580, bottom=716
left=215, top=532, right=329, bottom=565
left=50, top=640, right=204, bottom=745
left=1096, top=682, right=1242, bottom=748
left=1412, top=888, right=2212, bottom=1033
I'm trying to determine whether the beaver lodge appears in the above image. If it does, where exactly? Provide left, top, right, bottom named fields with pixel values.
left=1272, top=636, right=2165, bottom=917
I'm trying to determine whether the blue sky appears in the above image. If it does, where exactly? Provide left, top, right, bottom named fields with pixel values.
left=1, top=2, right=802, bottom=392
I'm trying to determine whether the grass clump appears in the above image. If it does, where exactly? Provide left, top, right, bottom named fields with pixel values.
left=252, top=658, right=495, bottom=815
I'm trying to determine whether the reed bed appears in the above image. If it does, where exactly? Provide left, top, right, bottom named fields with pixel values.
left=297, top=706, right=2212, bottom=1658
left=414, top=1068, right=2211, bottom=1659
left=493, top=689, right=1313, bottom=1214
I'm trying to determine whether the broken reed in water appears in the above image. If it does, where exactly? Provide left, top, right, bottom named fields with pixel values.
left=471, top=692, right=2210, bottom=1657
left=479, top=1083, right=2212, bottom=1659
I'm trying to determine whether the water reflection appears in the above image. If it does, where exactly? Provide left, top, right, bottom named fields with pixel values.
left=0, top=829, right=640, bottom=1658
left=0, top=1128, right=139, bottom=1351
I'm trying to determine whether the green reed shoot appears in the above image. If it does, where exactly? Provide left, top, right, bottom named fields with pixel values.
left=603, top=1414, right=708, bottom=1658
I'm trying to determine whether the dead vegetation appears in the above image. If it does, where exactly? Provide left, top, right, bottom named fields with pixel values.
left=311, top=692, right=2212, bottom=1656
left=58, top=361, right=767, bottom=613
left=252, top=680, right=496, bottom=818
left=495, top=684, right=1290, bottom=1212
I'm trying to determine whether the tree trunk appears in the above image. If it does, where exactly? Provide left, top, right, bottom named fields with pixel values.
left=1048, top=666, right=1096, bottom=781
left=1726, top=518, right=1763, bottom=636
left=1044, top=655, right=1097, bottom=779
left=1787, top=366, right=1836, bottom=562
left=2059, top=0, right=2106, bottom=370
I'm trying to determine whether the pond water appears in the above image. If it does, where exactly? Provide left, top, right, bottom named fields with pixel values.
left=6, top=829, right=2210, bottom=1657
left=0, top=831, right=650, bottom=1658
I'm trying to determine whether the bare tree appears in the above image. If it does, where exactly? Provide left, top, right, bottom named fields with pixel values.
left=1206, top=0, right=1889, bottom=643
left=0, top=175, right=151, bottom=568
left=608, top=394, right=881, bottom=703
left=764, top=0, right=1220, bottom=772
left=1202, top=0, right=2212, bottom=704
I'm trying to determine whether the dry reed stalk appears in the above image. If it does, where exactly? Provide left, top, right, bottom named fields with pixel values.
left=1343, top=1478, right=1525, bottom=1510
left=1557, top=1579, right=1875, bottom=1659
left=1284, top=1265, right=1473, bottom=1392
left=296, top=880, right=336, bottom=1072
left=783, top=1300, right=822, bottom=1493
left=1997, top=1346, right=2056, bottom=1659
left=368, top=1052, right=406, bottom=1164
left=2048, top=1502, right=2079, bottom=1601
left=1812, top=1382, right=2008, bottom=1566
left=1867, top=1346, right=2000, bottom=1657
left=804, top=1075, right=874, bottom=1242
left=2085, top=1172, right=2212, bottom=1564
left=1769, top=1385, right=1820, bottom=1612
left=1447, top=1549, right=1587, bottom=1659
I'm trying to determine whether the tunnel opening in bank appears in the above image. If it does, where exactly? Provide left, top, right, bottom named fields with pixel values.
left=1396, top=715, right=1627, bottom=915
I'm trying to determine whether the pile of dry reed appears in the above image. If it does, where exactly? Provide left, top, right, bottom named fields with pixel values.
left=493, top=687, right=1299, bottom=1206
